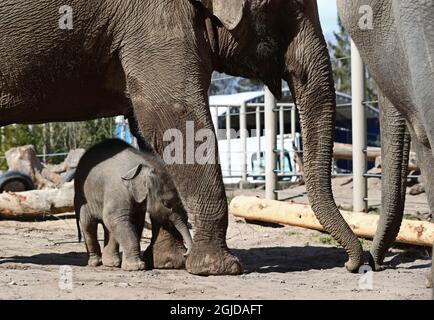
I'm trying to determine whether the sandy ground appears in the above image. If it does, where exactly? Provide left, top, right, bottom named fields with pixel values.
left=0, top=177, right=432, bottom=300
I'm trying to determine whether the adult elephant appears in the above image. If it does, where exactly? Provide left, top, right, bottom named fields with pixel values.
left=337, top=0, right=434, bottom=286
left=0, top=0, right=364, bottom=274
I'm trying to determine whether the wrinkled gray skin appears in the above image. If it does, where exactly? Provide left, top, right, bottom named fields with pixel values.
left=338, top=0, right=434, bottom=290
left=0, top=0, right=363, bottom=274
left=74, top=139, right=192, bottom=271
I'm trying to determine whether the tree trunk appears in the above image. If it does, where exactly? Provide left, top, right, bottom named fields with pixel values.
left=230, top=196, right=434, bottom=247
left=0, top=182, right=74, bottom=219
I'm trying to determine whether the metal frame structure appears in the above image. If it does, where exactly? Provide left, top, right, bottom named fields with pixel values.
left=210, top=95, right=300, bottom=193
left=209, top=42, right=406, bottom=212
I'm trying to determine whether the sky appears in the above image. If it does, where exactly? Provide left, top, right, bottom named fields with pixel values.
left=317, top=0, right=340, bottom=42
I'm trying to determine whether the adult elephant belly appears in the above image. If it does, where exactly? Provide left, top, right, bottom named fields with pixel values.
left=0, top=56, right=129, bottom=126
left=341, top=3, right=426, bottom=143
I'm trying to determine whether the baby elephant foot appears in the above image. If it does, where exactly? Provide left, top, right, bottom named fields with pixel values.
left=88, top=255, right=102, bottom=267
left=121, top=258, right=146, bottom=271
left=102, top=252, right=121, bottom=268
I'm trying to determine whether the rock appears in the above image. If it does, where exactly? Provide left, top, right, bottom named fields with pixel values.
left=118, top=282, right=130, bottom=288
left=5, top=145, right=63, bottom=189
left=409, top=183, right=425, bottom=196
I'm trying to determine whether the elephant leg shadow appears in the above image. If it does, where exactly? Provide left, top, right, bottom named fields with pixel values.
left=232, top=246, right=348, bottom=274
left=383, top=245, right=432, bottom=270
left=0, top=252, right=88, bottom=267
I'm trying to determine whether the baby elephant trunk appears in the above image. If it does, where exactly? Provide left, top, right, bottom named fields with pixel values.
left=170, top=213, right=193, bottom=257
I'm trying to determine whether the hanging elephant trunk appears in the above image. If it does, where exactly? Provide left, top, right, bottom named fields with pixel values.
left=282, top=2, right=364, bottom=272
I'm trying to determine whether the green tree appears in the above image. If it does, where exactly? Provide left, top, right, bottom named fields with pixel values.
left=0, top=118, right=115, bottom=169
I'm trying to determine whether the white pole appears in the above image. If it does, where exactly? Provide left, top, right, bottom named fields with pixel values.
left=291, top=105, right=297, bottom=173
left=121, top=116, right=126, bottom=141
left=256, top=106, right=262, bottom=174
left=212, top=106, right=219, bottom=131
left=279, top=105, right=285, bottom=175
left=226, top=107, right=232, bottom=177
left=351, top=40, right=368, bottom=212
left=265, top=87, right=277, bottom=200
left=240, top=102, right=248, bottom=184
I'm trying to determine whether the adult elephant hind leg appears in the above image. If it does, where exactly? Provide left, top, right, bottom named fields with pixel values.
left=144, top=219, right=187, bottom=269
left=125, top=77, right=242, bottom=275
left=369, top=93, right=410, bottom=271
left=102, top=225, right=121, bottom=268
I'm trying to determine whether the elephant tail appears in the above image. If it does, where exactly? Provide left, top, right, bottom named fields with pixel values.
left=76, top=216, right=82, bottom=243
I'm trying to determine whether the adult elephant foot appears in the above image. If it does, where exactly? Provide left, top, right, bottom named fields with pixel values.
left=144, top=227, right=186, bottom=270
left=186, top=241, right=243, bottom=276
left=367, top=253, right=386, bottom=272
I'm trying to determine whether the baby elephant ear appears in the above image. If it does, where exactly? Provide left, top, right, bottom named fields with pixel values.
left=121, top=164, right=149, bottom=203
left=196, top=0, right=246, bottom=31
left=121, top=164, right=142, bottom=181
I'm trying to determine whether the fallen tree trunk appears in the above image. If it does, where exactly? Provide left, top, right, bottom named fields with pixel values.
left=333, top=143, right=381, bottom=162
left=230, top=196, right=434, bottom=247
left=333, top=143, right=419, bottom=170
left=0, top=182, right=74, bottom=219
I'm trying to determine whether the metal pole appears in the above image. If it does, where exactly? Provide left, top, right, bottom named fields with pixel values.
left=265, top=87, right=277, bottom=200
left=256, top=106, right=262, bottom=173
left=121, top=116, right=126, bottom=141
left=351, top=40, right=368, bottom=212
left=212, top=106, right=219, bottom=131
left=240, top=102, right=248, bottom=183
left=279, top=105, right=285, bottom=175
left=291, top=105, right=297, bottom=173
left=226, top=106, right=232, bottom=177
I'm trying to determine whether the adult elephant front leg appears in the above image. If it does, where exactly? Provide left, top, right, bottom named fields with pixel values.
left=123, top=68, right=242, bottom=276
left=369, top=92, right=410, bottom=271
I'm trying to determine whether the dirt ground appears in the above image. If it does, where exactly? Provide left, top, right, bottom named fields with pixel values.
left=0, top=177, right=432, bottom=300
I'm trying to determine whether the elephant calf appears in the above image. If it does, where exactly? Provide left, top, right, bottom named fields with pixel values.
left=74, top=139, right=192, bottom=271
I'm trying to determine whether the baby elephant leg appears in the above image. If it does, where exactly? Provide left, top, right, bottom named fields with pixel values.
left=102, top=226, right=121, bottom=268
left=104, top=208, right=145, bottom=271
left=80, top=206, right=102, bottom=267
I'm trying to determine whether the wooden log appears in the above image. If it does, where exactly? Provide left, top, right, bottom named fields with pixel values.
left=375, top=155, right=419, bottom=171
left=0, top=182, right=74, bottom=219
left=333, top=143, right=381, bottom=161
left=333, top=143, right=419, bottom=168
left=230, top=196, right=434, bottom=247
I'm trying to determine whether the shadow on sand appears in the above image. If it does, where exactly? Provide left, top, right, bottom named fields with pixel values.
left=232, top=246, right=431, bottom=274
left=0, top=246, right=430, bottom=273
left=0, top=252, right=87, bottom=267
